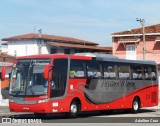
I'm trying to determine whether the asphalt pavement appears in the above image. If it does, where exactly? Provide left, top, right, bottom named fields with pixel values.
left=0, top=106, right=160, bottom=123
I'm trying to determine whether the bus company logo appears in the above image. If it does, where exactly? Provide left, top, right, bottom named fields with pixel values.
left=101, top=79, right=136, bottom=90
left=2, top=118, right=12, bottom=123
left=2, top=118, right=42, bottom=123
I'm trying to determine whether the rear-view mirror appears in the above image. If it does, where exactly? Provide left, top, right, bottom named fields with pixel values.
left=44, top=65, right=52, bottom=79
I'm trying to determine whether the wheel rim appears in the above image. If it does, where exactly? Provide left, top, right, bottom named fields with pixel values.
left=71, top=104, right=77, bottom=114
left=133, top=100, right=139, bottom=111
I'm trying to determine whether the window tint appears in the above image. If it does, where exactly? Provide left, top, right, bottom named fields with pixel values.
left=70, top=60, right=85, bottom=78
left=130, top=65, right=157, bottom=80
left=131, top=65, right=143, bottom=80
left=103, top=63, right=116, bottom=79
left=51, top=59, right=68, bottom=98
left=151, top=66, right=157, bottom=80
left=144, top=66, right=152, bottom=80
left=118, top=65, right=130, bottom=79
left=148, top=65, right=157, bottom=80
left=69, top=59, right=157, bottom=81
left=86, top=61, right=102, bottom=78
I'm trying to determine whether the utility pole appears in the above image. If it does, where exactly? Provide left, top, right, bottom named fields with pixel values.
left=136, top=18, right=146, bottom=60
left=38, top=29, right=42, bottom=54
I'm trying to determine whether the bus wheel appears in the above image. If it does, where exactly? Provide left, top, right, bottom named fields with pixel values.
left=131, top=97, right=140, bottom=113
left=34, top=113, right=46, bottom=118
left=66, top=101, right=79, bottom=118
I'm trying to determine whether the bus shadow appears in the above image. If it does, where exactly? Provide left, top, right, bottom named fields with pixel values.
left=8, top=109, right=156, bottom=120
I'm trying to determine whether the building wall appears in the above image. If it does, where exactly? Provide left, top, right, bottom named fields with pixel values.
left=113, top=36, right=160, bottom=63
left=7, top=40, right=77, bottom=56
left=0, top=45, right=8, bottom=53
left=113, top=39, right=126, bottom=59
left=47, top=45, right=76, bottom=54
left=7, top=40, right=51, bottom=56
left=41, top=42, right=50, bottom=54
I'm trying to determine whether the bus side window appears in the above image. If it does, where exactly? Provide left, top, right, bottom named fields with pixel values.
left=118, top=65, right=130, bottom=79
left=86, top=62, right=102, bottom=78
left=76, top=71, right=85, bottom=78
left=69, top=70, right=76, bottom=78
left=143, top=65, right=156, bottom=80
left=103, top=63, right=116, bottom=79
left=151, top=66, right=157, bottom=80
left=151, top=72, right=156, bottom=80
left=131, top=66, right=143, bottom=80
left=144, top=66, right=151, bottom=80
left=70, top=60, right=85, bottom=78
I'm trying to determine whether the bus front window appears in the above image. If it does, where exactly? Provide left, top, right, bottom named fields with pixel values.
left=9, top=59, right=50, bottom=96
left=9, top=62, right=29, bottom=96
left=26, top=69, right=48, bottom=96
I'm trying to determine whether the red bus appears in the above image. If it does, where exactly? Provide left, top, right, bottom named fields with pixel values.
left=1, top=53, right=159, bottom=118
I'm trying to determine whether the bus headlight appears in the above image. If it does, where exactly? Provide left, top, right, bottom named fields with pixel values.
left=37, top=99, right=49, bottom=103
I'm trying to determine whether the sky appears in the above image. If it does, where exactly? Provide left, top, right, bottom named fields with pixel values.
left=1, top=0, right=160, bottom=46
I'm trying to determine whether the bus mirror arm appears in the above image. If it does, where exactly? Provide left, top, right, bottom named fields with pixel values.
left=44, top=65, right=52, bottom=79
left=1, top=66, right=12, bottom=81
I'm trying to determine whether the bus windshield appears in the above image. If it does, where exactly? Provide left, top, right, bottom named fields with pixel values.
left=9, top=59, right=51, bottom=96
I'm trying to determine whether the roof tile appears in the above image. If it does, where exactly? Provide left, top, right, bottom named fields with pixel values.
left=2, top=33, right=98, bottom=45
left=112, top=24, right=160, bottom=35
left=47, top=42, right=112, bottom=51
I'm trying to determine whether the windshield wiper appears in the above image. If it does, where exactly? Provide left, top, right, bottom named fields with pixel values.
left=15, top=90, right=23, bottom=96
left=27, top=86, right=35, bottom=95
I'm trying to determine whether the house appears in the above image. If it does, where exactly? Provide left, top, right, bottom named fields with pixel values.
left=1, top=33, right=112, bottom=57
left=0, top=42, right=8, bottom=53
left=0, top=52, right=15, bottom=63
left=0, top=52, right=15, bottom=105
left=111, top=24, right=160, bottom=64
left=0, top=33, right=112, bottom=106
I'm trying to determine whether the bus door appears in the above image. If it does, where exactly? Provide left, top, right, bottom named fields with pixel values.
left=50, top=59, right=68, bottom=98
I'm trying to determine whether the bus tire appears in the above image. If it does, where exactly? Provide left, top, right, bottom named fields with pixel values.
left=34, top=113, right=46, bottom=118
left=131, top=97, right=140, bottom=113
left=66, top=100, right=79, bottom=118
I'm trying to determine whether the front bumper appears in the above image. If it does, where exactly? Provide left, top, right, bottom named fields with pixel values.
left=9, top=102, right=51, bottom=113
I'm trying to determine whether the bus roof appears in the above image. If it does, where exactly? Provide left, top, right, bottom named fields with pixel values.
left=74, top=53, right=156, bottom=65
left=17, top=54, right=68, bottom=59
left=17, top=53, right=156, bottom=65
left=96, top=57, right=156, bottom=65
